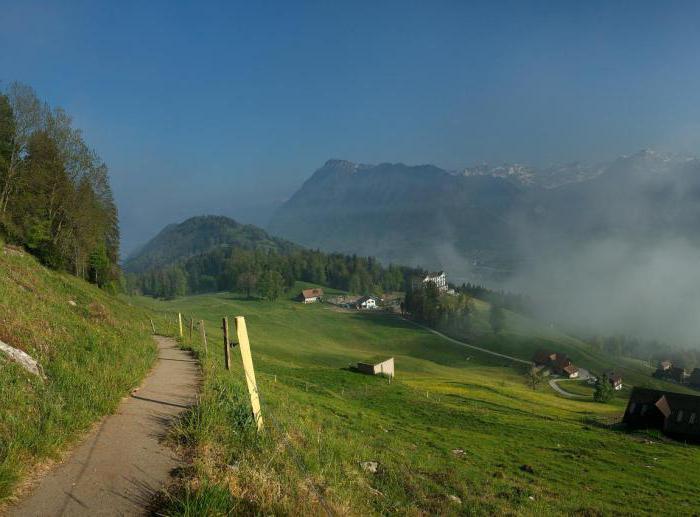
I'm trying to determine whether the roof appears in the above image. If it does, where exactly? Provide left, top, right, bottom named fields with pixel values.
left=553, top=354, right=572, bottom=369
left=358, top=356, right=394, bottom=367
left=300, top=288, right=323, bottom=298
left=533, top=350, right=554, bottom=364
left=562, top=364, right=578, bottom=375
left=627, top=387, right=700, bottom=415
left=356, top=295, right=377, bottom=304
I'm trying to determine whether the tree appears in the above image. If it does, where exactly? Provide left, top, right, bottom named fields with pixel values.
left=593, top=374, right=615, bottom=403
left=258, top=270, right=285, bottom=301
left=489, top=304, right=506, bottom=334
left=236, top=271, right=258, bottom=298
left=527, top=367, right=543, bottom=390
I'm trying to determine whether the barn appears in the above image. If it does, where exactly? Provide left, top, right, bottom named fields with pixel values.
left=297, top=288, right=324, bottom=304
left=623, top=387, right=700, bottom=441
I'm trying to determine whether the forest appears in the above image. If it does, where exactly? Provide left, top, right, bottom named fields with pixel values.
left=125, top=245, right=422, bottom=300
left=0, top=82, right=119, bottom=288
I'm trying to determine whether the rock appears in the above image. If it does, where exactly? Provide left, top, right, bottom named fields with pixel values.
left=360, top=461, right=379, bottom=474
left=68, top=300, right=77, bottom=307
left=0, top=339, right=44, bottom=379
left=528, top=496, right=535, bottom=501
left=520, top=464, right=535, bottom=474
left=448, top=495, right=462, bottom=504
left=451, top=448, right=465, bottom=456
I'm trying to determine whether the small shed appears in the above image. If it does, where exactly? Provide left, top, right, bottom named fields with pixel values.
left=357, top=357, right=395, bottom=378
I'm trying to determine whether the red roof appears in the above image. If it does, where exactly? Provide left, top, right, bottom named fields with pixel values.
left=301, top=288, right=323, bottom=299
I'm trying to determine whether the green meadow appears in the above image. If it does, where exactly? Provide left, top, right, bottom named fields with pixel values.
left=133, top=286, right=700, bottom=515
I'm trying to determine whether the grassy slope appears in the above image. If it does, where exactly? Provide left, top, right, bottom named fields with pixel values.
left=134, top=287, right=700, bottom=516
left=0, top=246, right=162, bottom=504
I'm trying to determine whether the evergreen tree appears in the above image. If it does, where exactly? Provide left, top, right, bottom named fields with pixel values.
left=594, top=374, right=615, bottom=403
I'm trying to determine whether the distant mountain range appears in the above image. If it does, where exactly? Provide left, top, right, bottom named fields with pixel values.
left=123, top=215, right=297, bottom=273
left=268, top=151, right=700, bottom=282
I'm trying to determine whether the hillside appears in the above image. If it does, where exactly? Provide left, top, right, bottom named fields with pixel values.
left=123, top=215, right=298, bottom=273
left=0, top=242, right=163, bottom=505
left=268, top=152, right=700, bottom=283
left=132, top=287, right=700, bottom=515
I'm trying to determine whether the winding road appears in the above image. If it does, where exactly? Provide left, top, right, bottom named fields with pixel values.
left=10, top=336, right=200, bottom=516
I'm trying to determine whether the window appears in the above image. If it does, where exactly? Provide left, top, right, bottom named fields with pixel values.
left=629, top=402, right=637, bottom=414
left=641, top=404, right=648, bottom=416
left=690, top=413, right=696, bottom=424
left=677, top=410, right=684, bottom=423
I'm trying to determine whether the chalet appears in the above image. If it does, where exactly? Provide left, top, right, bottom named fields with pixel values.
left=413, top=271, right=448, bottom=292
left=623, top=387, right=700, bottom=441
left=532, top=350, right=579, bottom=378
left=297, top=288, right=324, bottom=304
left=355, top=295, right=378, bottom=310
left=689, top=368, right=700, bottom=389
left=659, top=360, right=673, bottom=371
left=606, top=371, right=623, bottom=391
left=357, top=357, right=395, bottom=378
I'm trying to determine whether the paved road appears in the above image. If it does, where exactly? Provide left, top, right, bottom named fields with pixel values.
left=548, top=369, right=591, bottom=399
left=10, top=336, right=200, bottom=516
left=403, top=319, right=533, bottom=366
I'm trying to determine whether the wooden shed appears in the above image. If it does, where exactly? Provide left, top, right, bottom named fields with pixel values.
left=357, top=357, right=395, bottom=378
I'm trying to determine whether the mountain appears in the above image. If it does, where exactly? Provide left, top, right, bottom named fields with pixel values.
left=123, top=215, right=297, bottom=273
left=268, top=152, right=700, bottom=283
left=268, top=159, right=524, bottom=281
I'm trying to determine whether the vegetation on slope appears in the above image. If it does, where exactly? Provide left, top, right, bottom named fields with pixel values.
left=0, top=83, right=120, bottom=288
left=134, top=288, right=700, bottom=515
left=0, top=244, right=161, bottom=504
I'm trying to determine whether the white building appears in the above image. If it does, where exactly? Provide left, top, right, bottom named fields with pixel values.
left=414, top=271, right=448, bottom=292
left=356, top=295, right=378, bottom=310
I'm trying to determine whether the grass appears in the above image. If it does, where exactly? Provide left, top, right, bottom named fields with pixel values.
left=0, top=246, right=164, bottom=505
left=133, top=286, right=700, bottom=515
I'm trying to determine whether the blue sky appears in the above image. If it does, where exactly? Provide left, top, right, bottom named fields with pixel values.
left=2, top=0, right=700, bottom=253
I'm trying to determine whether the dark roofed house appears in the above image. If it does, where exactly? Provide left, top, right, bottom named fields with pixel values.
left=668, top=366, right=687, bottom=383
left=533, top=350, right=556, bottom=366
left=689, top=368, right=700, bottom=389
left=606, top=372, right=623, bottom=391
left=532, top=350, right=579, bottom=378
left=624, top=387, right=700, bottom=441
left=297, top=288, right=324, bottom=304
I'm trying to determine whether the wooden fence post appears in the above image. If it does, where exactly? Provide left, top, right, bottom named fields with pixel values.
left=235, top=316, right=263, bottom=431
left=150, top=318, right=156, bottom=334
left=189, top=317, right=194, bottom=339
left=222, top=317, right=231, bottom=370
left=178, top=313, right=183, bottom=338
left=200, top=320, right=208, bottom=354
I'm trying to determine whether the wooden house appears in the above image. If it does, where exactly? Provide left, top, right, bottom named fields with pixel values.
left=297, top=288, right=324, bottom=304
left=624, top=387, right=700, bottom=441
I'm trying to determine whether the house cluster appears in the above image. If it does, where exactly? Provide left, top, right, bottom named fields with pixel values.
left=653, top=360, right=700, bottom=388
left=623, top=387, right=700, bottom=441
left=308, top=292, right=381, bottom=310
left=533, top=350, right=580, bottom=379
left=413, top=271, right=455, bottom=294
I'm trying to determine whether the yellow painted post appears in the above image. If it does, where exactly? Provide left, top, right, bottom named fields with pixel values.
left=222, top=317, right=231, bottom=370
left=178, top=313, right=183, bottom=337
left=235, top=316, right=263, bottom=431
left=200, top=320, right=208, bottom=354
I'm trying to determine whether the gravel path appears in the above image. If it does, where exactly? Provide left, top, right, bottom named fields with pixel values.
left=10, top=336, right=200, bottom=516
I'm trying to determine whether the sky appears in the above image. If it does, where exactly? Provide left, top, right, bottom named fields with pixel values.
left=3, top=0, right=700, bottom=255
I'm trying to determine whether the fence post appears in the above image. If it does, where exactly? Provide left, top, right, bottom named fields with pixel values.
left=189, top=316, right=194, bottom=339
left=150, top=318, right=156, bottom=334
left=235, top=316, right=263, bottom=431
left=178, top=313, right=183, bottom=338
left=222, top=317, right=231, bottom=370
left=200, top=320, right=208, bottom=354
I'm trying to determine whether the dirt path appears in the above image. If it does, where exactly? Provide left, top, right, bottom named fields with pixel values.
left=10, top=336, right=199, bottom=517
left=549, top=378, right=589, bottom=399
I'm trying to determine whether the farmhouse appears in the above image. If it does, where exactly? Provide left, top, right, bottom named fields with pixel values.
left=655, top=364, right=687, bottom=383
left=623, top=387, right=700, bottom=441
left=297, top=288, right=323, bottom=304
left=689, top=368, right=700, bottom=388
left=606, top=371, right=623, bottom=391
left=355, top=295, right=378, bottom=310
left=357, top=357, right=395, bottom=378
left=533, top=350, right=579, bottom=378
